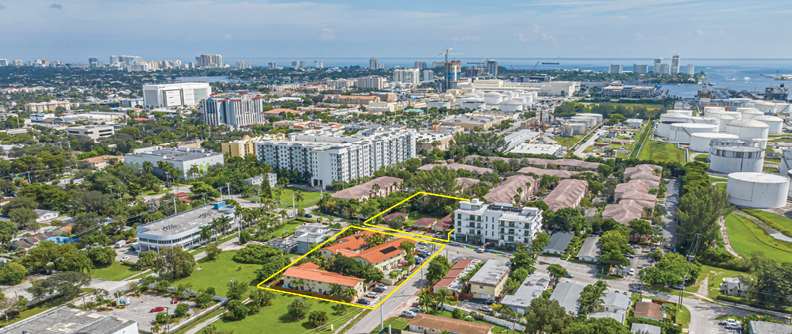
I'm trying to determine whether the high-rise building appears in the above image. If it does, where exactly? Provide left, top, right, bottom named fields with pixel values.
left=235, top=61, right=252, bottom=69
left=609, top=64, right=623, bottom=74
left=109, top=55, right=119, bottom=65
left=268, top=62, right=276, bottom=69
left=315, top=60, right=324, bottom=68
left=299, top=61, right=306, bottom=68
left=659, top=63, right=671, bottom=74
left=357, top=76, right=385, bottom=90
left=414, top=61, right=427, bottom=70
left=686, top=64, right=695, bottom=76
left=393, top=68, right=421, bottom=85
left=142, top=83, right=212, bottom=108
left=255, top=127, right=416, bottom=189
left=653, top=58, right=663, bottom=73
left=0, top=59, right=8, bottom=66
left=422, top=70, right=434, bottom=82
left=88, top=58, right=101, bottom=68
left=671, top=54, right=680, bottom=74
left=486, top=59, right=498, bottom=76
left=633, top=64, right=649, bottom=74
left=291, top=61, right=299, bottom=68
left=196, top=54, right=212, bottom=67
left=369, top=57, right=379, bottom=70
left=450, top=198, right=543, bottom=246
left=201, top=92, right=265, bottom=128
left=12, top=59, right=22, bottom=66
left=211, top=54, right=223, bottom=68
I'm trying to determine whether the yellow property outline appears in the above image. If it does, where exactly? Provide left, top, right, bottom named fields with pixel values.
left=362, top=191, right=470, bottom=242
left=256, top=225, right=445, bottom=309
left=255, top=192, right=469, bottom=309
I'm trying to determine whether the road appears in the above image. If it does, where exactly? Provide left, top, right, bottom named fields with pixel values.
left=573, top=129, right=607, bottom=158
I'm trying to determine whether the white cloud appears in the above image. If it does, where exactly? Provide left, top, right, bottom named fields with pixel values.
left=635, top=33, right=645, bottom=41
left=320, top=28, right=335, bottom=41
left=223, top=33, right=231, bottom=40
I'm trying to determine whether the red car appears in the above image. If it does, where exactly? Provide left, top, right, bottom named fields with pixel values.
left=171, top=298, right=178, bottom=304
left=150, top=307, right=165, bottom=313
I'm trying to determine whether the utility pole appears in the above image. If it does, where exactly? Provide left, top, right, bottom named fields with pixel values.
left=172, top=197, right=178, bottom=215
left=678, top=233, right=701, bottom=320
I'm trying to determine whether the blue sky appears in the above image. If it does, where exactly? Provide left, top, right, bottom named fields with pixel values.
left=0, top=0, right=788, bottom=62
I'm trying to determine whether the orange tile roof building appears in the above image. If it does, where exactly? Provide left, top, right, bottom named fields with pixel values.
left=320, top=232, right=415, bottom=272
left=282, top=262, right=366, bottom=297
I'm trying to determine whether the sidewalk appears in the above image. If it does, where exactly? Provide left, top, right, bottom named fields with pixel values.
left=718, top=216, right=740, bottom=258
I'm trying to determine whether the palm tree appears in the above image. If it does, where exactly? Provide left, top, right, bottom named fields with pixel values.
left=329, top=283, right=344, bottom=297
left=211, top=218, right=223, bottom=243
left=188, top=165, right=200, bottom=179
left=143, top=161, right=154, bottom=173
left=435, top=289, right=452, bottom=310
left=342, top=287, right=358, bottom=301
left=290, top=279, right=304, bottom=290
left=294, top=190, right=305, bottom=208
left=199, top=226, right=212, bottom=244
left=371, top=183, right=381, bottom=197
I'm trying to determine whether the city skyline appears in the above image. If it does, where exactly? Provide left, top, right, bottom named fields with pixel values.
left=0, top=0, right=789, bottom=61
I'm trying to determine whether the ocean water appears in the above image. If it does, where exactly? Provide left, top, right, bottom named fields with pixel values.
left=224, top=57, right=792, bottom=99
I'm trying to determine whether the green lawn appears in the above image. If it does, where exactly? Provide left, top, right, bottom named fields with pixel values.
left=709, top=175, right=727, bottom=183
left=553, top=135, right=584, bottom=147
left=630, top=294, right=691, bottom=328
left=277, top=188, right=321, bottom=210
left=169, top=251, right=262, bottom=298
left=430, top=310, right=509, bottom=333
left=724, top=214, right=792, bottom=263
left=5, top=299, right=66, bottom=326
left=692, top=265, right=748, bottom=300
left=695, top=154, right=709, bottom=162
left=369, top=317, right=411, bottom=334
left=269, top=220, right=305, bottom=238
left=213, top=293, right=359, bottom=333
left=637, top=142, right=686, bottom=164
left=91, top=262, right=142, bottom=281
left=629, top=123, right=653, bottom=159
left=716, top=183, right=727, bottom=191
left=744, top=210, right=792, bottom=233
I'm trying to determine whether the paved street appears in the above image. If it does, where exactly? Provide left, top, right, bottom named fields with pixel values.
left=573, top=129, right=607, bottom=158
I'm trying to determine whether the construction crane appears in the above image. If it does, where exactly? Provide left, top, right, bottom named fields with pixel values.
left=439, top=47, right=462, bottom=92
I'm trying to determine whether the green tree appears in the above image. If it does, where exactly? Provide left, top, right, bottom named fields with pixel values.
left=511, top=248, right=536, bottom=272
left=226, top=299, right=249, bottom=320
left=29, top=271, right=91, bottom=301
left=530, top=232, right=551, bottom=255
left=676, top=185, right=732, bottom=251
left=628, top=219, right=654, bottom=239
left=153, top=245, right=195, bottom=279
left=426, top=255, right=451, bottom=284
left=175, top=302, right=190, bottom=317
left=547, top=264, right=568, bottom=285
left=137, top=251, right=157, bottom=267
left=308, top=310, right=329, bottom=328
left=398, top=240, right=416, bottom=257
left=226, top=280, right=248, bottom=300
left=1, top=262, right=28, bottom=285
left=287, top=298, right=312, bottom=320
left=206, top=244, right=222, bottom=261
left=524, top=298, right=574, bottom=334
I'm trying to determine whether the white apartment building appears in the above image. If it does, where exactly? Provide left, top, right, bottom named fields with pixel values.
left=609, top=64, right=623, bottom=74
left=455, top=79, right=580, bottom=97
left=653, top=58, right=663, bottom=73
left=0, top=59, right=8, bottom=66
left=125, top=147, right=224, bottom=180
left=394, top=68, right=421, bottom=86
left=369, top=57, right=379, bottom=69
left=451, top=199, right=544, bottom=248
left=66, top=125, right=115, bottom=140
left=235, top=61, right=252, bottom=69
left=633, top=64, right=649, bottom=74
left=423, top=70, right=434, bottom=82
left=268, top=62, right=276, bottom=69
left=25, top=100, right=71, bottom=112
left=201, top=92, right=265, bottom=128
left=687, top=64, right=695, bottom=76
left=142, top=83, right=212, bottom=108
left=659, top=63, right=671, bottom=74
left=671, top=54, right=681, bottom=74
left=315, top=60, right=324, bottom=68
left=255, top=127, right=416, bottom=189
left=357, top=76, right=385, bottom=90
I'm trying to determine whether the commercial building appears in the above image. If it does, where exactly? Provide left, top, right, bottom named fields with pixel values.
left=357, top=76, right=385, bottom=90
left=550, top=281, right=585, bottom=314
left=609, top=64, right=623, bottom=74
left=255, top=127, right=416, bottom=189
left=221, top=135, right=285, bottom=158
left=234, top=61, right=252, bottom=69
left=500, top=274, right=551, bottom=314
left=244, top=173, right=277, bottom=188
left=439, top=113, right=507, bottom=130
left=633, top=64, right=649, bottom=74
left=283, top=262, right=366, bottom=298
left=24, top=100, right=71, bottom=112
left=468, top=259, right=510, bottom=300
left=125, top=147, right=224, bottom=180
left=416, top=132, right=454, bottom=151
left=394, top=68, right=420, bottom=85
left=136, top=203, right=235, bottom=252
left=452, top=199, right=543, bottom=247
left=407, top=314, right=493, bottom=334
left=671, top=54, right=681, bottom=74
left=602, top=85, right=656, bottom=98
left=332, top=95, right=381, bottom=105
left=200, top=92, right=265, bottom=128
left=0, top=307, right=138, bottom=334
left=142, top=83, right=211, bottom=108
left=331, top=176, right=402, bottom=201
left=456, top=79, right=580, bottom=97
left=66, top=125, right=115, bottom=140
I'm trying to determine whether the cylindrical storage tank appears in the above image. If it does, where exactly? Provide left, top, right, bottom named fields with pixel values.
left=668, top=109, right=693, bottom=117
left=689, top=133, right=739, bottom=152
left=777, top=103, right=791, bottom=114
left=570, top=116, right=596, bottom=127
left=668, top=123, right=717, bottom=144
left=428, top=100, right=451, bottom=109
left=741, top=109, right=764, bottom=120
left=704, top=106, right=726, bottom=113
left=575, top=113, right=604, bottom=123
left=657, top=113, right=690, bottom=138
left=687, top=117, right=720, bottom=130
left=726, top=172, right=790, bottom=208
left=524, top=94, right=534, bottom=105
left=726, top=119, right=770, bottom=140
left=569, top=123, right=586, bottom=134
left=709, top=139, right=764, bottom=173
left=498, top=100, right=523, bottom=112
left=752, top=115, right=784, bottom=134
left=513, top=96, right=527, bottom=105
left=736, top=107, right=760, bottom=113
left=483, top=92, right=503, bottom=105
left=752, top=138, right=768, bottom=149
left=461, top=98, right=485, bottom=110
left=781, top=149, right=792, bottom=176
left=707, top=114, right=735, bottom=132
left=753, top=101, right=778, bottom=114
left=706, top=110, right=742, bottom=121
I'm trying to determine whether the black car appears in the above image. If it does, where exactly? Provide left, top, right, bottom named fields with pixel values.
left=305, top=214, right=313, bottom=218
left=357, top=299, right=371, bottom=305
left=373, top=287, right=385, bottom=293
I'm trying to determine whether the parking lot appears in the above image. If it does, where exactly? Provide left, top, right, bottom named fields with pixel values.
left=104, top=293, right=197, bottom=331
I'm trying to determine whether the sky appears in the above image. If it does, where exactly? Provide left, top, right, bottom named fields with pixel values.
left=0, top=0, right=790, bottom=63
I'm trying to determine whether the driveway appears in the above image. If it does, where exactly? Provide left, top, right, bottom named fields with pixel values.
left=104, top=293, right=198, bottom=332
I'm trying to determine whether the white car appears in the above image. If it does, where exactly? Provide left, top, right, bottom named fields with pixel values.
left=120, top=256, right=130, bottom=261
left=628, top=268, right=635, bottom=276
left=365, top=292, right=378, bottom=298
left=401, top=310, right=416, bottom=318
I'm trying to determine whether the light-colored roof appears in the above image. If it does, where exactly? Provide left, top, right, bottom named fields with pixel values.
left=469, top=260, right=510, bottom=286
left=550, top=281, right=584, bottom=314
left=484, top=174, right=535, bottom=204
left=544, top=179, right=588, bottom=211
left=518, top=167, right=581, bottom=179
left=749, top=321, right=792, bottom=334
left=264, top=108, right=301, bottom=114
left=331, top=176, right=403, bottom=200
left=588, top=310, right=626, bottom=324
left=602, top=292, right=631, bottom=310
left=631, top=323, right=661, bottom=334
left=408, top=313, right=493, bottom=334
left=464, top=155, right=601, bottom=169
left=543, top=231, right=574, bottom=253
left=728, top=119, right=770, bottom=128
left=577, top=236, right=602, bottom=259
left=500, top=274, right=551, bottom=308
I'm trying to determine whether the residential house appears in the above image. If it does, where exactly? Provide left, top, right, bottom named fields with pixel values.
left=542, top=231, right=574, bottom=255
left=408, top=313, right=493, bottom=334
left=543, top=179, right=588, bottom=211
left=267, top=237, right=298, bottom=254
left=413, top=218, right=437, bottom=230
left=433, top=259, right=479, bottom=297
left=630, top=323, right=661, bottom=334
left=602, top=200, right=654, bottom=225
left=518, top=167, right=581, bottom=179
left=550, top=282, right=585, bottom=315
left=331, top=176, right=403, bottom=201
left=721, top=277, right=749, bottom=297
left=588, top=292, right=631, bottom=323
left=484, top=175, right=536, bottom=205
left=464, top=155, right=601, bottom=170
left=500, top=274, right=551, bottom=314
left=624, top=164, right=662, bottom=182
left=633, top=302, right=664, bottom=321
left=79, top=155, right=124, bottom=170
left=577, top=236, right=602, bottom=262
left=418, top=163, right=493, bottom=175
left=293, top=223, right=338, bottom=254
left=282, top=262, right=366, bottom=298
left=468, top=260, right=510, bottom=301
left=433, top=214, right=453, bottom=232
left=749, top=321, right=792, bottom=334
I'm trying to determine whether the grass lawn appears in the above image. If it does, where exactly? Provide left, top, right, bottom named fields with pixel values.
left=631, top=294, right=691, bottom=328
left=277, top=188, right=321, bottom=210
left=724, top=214, right=792, bottom=263
left=553, top=135, right=584, bottom=147
left=269, top=220, right=304, bottom=238
left=629, top=123, right=653, bottom=159
left=465, top=246, right=477, bottom=250
left=696, top=265, right=748, bottom=300
left=6, top=299, right=66, bottom=326
left=169, top=251, right=261, bottom=298
left=637, top=142, right=686, bottom=164
left=369, top=317, right=410, bottom=334
left=213, top=293, right=358, bottom=333
left=174, top=307, right=226, bottom=334
left=489, top=251, right=502, bottom=255
left=91, top=262, right=141, bottom=281
left=709, top=175, right=727, bottom=183
left=595, top=274, right=620, bottom=280
left=695, top=154, right=709, bottom=162
left=743, top=210, right=792, bottom=233
left=716, top=183, right=727, bottom=191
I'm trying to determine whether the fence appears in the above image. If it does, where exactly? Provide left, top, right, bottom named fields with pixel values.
left=442, top=305, right=525, bottom=331
left=167, top=299, right=227, bottom=333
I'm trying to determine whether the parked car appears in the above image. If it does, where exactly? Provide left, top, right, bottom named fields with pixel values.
left=476, top=247, right=485, bottom=253
left=671, top=284, right=685, bottom=290
left=624, top=254, right=635, bottom=259
left=414, top=256, right=422, bottom=264
left=375, top=284, right=387, bottom=290
left=405, top=227, right=413, bottom=232
left=478, top=305, right=493, bottom=313
left=150, top=307, right=165, bottom=313
left=628, top=268, right=635, bottom=276
left=401, top=310, right=417, bottom=318
left=566, top=273, right=574, bottom=278
left=304, top=214, right=312, bottom=218
left=120, top=256, right=130, bottom=261
left=357, top=299, right=371, bottom=305
left=373, top=287, right=385, bottom=293
left=366, top=292, right=378, bottom=298
left=171, top=297, right=179, bottom=304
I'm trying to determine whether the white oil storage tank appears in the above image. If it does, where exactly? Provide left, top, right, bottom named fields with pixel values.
left=704, top=106, right=726, bottom=113
left=705, top=110, right=742, bottom=121
left=741, top=109, right=764, bottom=120
left=657, top=113, right=690, bottom=138
left=667, top=109, right=693, bottom=117
left=727, top=172, right=790, bottom=208
left=575, top=113, right=603, bottom=123
left=483, top=92, right=503, bottom=105
left=726, top=119, right=770, bottom=140
left=707, top=114, right=735, bottom=132
left=498, top=99, right=523, bottom=112
left=570, top=116, right=596, bottom=127
left=687, top=117, right=720, bottom=129
left=753, top=101, right=778, bottom=114
left=668, top=123, right=717, bottom=144
left=709, top=139, right=765, bottom=174
left=427, top=100, right=451, bottom=109
left=752, top=115, right=784, bottom=134
left=689, top=133, right=739, bottom=152
left=460, top=98, right=485, bottom=110
left=781, top=149, right=792, bottom=176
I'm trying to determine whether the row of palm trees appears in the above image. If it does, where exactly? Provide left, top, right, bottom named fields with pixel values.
left=198, top=216, right=233, bottom=244
left=287, top=279, right=359, bottom=301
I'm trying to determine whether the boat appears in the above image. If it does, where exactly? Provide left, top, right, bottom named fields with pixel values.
left=727, top=78, right=736, bottom=81
left=743, top=77, right=751, bottom=81
left=745, top=81, right=751, bottom=84
left=542, top=61, right=560, bottom=65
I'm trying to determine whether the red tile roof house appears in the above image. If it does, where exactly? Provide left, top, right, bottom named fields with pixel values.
left=382, top=212, right=408, bottom=224
left=433, top=214, right=453, bottom=232
left=413, top=218, right=437, bottom=230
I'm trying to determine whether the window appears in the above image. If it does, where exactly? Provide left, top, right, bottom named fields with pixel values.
left=479, top=285, right=483, bottom=289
